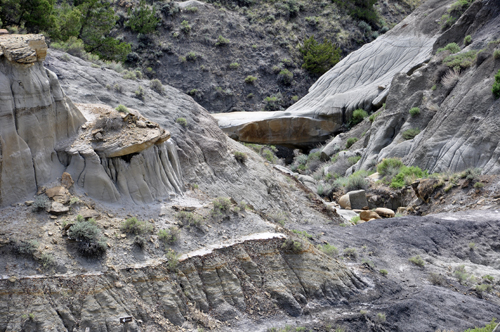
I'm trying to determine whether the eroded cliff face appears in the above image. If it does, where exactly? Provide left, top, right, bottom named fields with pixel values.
left=0, top=34, right=85, bottom=207
left=0, top=237, right=366, bottom=332
left=0, top=35, right=184, bottom=206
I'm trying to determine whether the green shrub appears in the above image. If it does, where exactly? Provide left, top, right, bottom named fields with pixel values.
left=351, top=109, right=368, bottom=125
left=369, top=111, right=380, bottom=122
left=350, top=215, right=360, bottom=224
left=292, top=230, right=313, bottom=239
left=464, top=35, right=472, bottom=45
left=281, top=239, right=303, bottom=252
left=158, top=227, right=180, bottom=244
left=474, top=182, right=484, bottom=189
left=175, top=211, right=202, bottom=226
left=13, top=239, right=39, bottom=256
left=114, top=84, right=123, bottom=93
left=377, top=158, right=404, bottom=179
left=454, top=265, right=469, bottom=284
left=150, top=79, right=164, bottom=94
left=120, top=217, right=153, bottom=234
left=40, top=252, right=55, bottom=269
left=181, top=20, right=191, bottom=33
left=409, top=107, right=420, bottom=117
left=126, top=0, right=159, bottom=34
left=318, top=243, right=338, bottom=256
left=461, top=167, right=481, bottom=180
left=376, top=313, right=386, bottom=323
left=184, top=6, right=198, bottom=13
left=443, top=50, right=477, bottom=69
left=186, top=51, right=197, bottom=61
left=379, top=269, right=388, bottom=276
left=212, top=197, right=231, bottom=214
left=68, top=219, right=107, bottom=257
left=32, top=194, right=50, bottom=212
left=493, top=69, right=500, bottom=98
left=135, top=86, right=146, bottom=100
left=115, top=104, right=129, bottom=113
left=437, top=42, right=461, bottom=54
left=234, top=151, right=248, bottom=163
left=299, top=36, right=341, bottom=75
left=215, top=35, right=230, bottom=46
left=428, top=272, right=445, bottom=285
left=166, top=249, right=180, bottom=270
left=123, top=70, right=136, bottom=80
left=343, top=247, right=357, bottom=259
left=348, top=156, right=361, bottom=165
left=245, top=75, right=258, bottom=84
left=229, top=62, right=240, bottom=69
left=176, top=117, right=187, bottom=127
left=494, top=50, right=500, bottom=59
left=390, top=166, right=428, bottom=188
left=346, top=174, right=369, bottom=191
left=346, top=137, right=358, bottom=149
left=408, top=255, right=425, bottom=267
left=402, top=128, right=421, bottom=140
left=278, top=69, right=293, bottom=85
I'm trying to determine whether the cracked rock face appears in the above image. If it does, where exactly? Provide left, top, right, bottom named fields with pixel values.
left=212, top=0, right=453, bottom=147
left=0, top=237, right=366, bottom=331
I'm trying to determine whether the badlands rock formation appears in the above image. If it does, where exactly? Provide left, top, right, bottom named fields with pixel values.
left=213, top=0, right=454, bottom=147
left=0, top=35, right=183, bottom=206
left=341, top=0, right=500, bottom=174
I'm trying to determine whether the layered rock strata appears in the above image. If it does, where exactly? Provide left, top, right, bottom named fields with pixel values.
left=0, top=237, right=366, bottom=331
left=212, top=0, right=454, bottom=147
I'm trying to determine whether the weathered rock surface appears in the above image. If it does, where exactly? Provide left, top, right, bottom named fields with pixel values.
left=213, top=0, right=453, bottom=147
left=346, top=190, right=368, bottom=210
left=354, top=0, right=500, bottom=174
left=0, top=34, right=85, bottom=207
left=0, top=237, right=366, bottom=331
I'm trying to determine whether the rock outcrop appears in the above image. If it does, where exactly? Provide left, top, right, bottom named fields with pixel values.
left=0, top=34, right=85, bottom=207
left=0, top=236, right=366, bottom=331
left=0, top=35, right=183, bottom=206
left=212, top=0, right=454, bottom=147
left=352, top=0, right=500, bottom=174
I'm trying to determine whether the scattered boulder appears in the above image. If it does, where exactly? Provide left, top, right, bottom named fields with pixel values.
left=338, top=195, right=351, bottom=209
left=360, top=210, right=381, bottom=221
left=347, top=190, right=368, bottom=210
left=61, top=172, right=74, bottom=189
left=49, top=202, right=69, bottom=215
left=375, top=207, right=395, bottom=218
left=45, top=186, right=71, bottom=204
left=80, top=209, right=100, bottom=220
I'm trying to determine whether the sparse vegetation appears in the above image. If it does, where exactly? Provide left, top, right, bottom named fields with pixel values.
left=215, top=35, right=230, bottom=46
left=150, top=79, right=164, bottom=94
left=318, top=243, right=339, bottom=257
left=376, top=313, right=386, bottom=323
left=281, top=239, right=303, bottom=252
left=463, top=318, right=497, bottom=332
left=437, top=43, right=461, bottom=55
left=166, top=249, right=180, bottom=270
left=245, top=75, right=258, bottom=84
left=493, top=69, right=500, bottom=98
left=464, top=35, right=472, bottom=46
left=402, top=128, right=421, bottom=140
left=429, top=273, right=445, bottom=285
left=135, top=86, right=146, bottom=100
left=346, top=137, right=358, bottom=149
left=126, top=0, right=159, bottom=34
left=350, top=215, right=360, bottom=224
left=120, top=217, right=153, bottom=235
left=408, top=255, right=425, bottom=267
left=344, top=247, right=357, bottom=259
left=443, top=50, right=478, bottom=69
left=234, top=151, right=248, bottom=163
left=32, top=194, right=50, bottom=213
left=390, top=166, right=428, bottom=189
left=158, top=227, right=180, bottom=244
left=115, top=104, right=129, bottom=113
left=379, top=269, right=388, bottom=276
left=278, top=69, right=294, bottom=85
left=176, top=117, right=187, bottom=127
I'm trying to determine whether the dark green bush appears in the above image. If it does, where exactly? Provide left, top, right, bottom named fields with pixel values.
left=351, top=109, right=368, bottom=125
left=181, top=20, right=191, bottom=33
left=32, top=194, right=50, bottom=213
left=493, top=69, right=500, bottom=98
left=277, top=69, right=293, bottom=85
left=245, top=75, right=258, bottom=84
left=126, top=0, right=159, bottom=34
left=464, top=35, right=472, bottom=46
left=346, top=137, right=358, bottom=149
left=68, top=218, right=107, bottom=257
left=409, top=255, right=425, bottom=267
left=13, top=239, right=39, bottom=256
left=299, top=36, right=341, bottom=75
left=437, top=42, right=460, bottom=54
left=281, top=239, right=303, bottom=252
left=409, top=107, right=420, bottom=117
left=443, top=50, right=477, bottom=69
